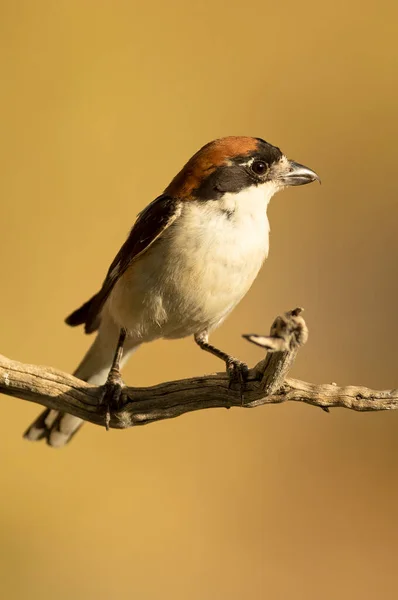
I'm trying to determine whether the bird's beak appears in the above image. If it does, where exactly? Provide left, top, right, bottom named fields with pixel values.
left=279, top=160, right=321, bottom=187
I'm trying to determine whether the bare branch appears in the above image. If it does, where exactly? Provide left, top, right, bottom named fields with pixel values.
left=1, top=308, right=397, bottom=431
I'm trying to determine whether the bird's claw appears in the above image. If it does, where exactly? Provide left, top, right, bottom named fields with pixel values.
left=100, top=370, right=126, bottom=431
left=226, top=358, right=249, bottom=404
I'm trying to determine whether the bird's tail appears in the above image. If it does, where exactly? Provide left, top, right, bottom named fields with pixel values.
left=23, top=316, right=140, bottom=448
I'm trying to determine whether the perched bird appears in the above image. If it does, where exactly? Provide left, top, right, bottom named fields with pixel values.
left=24, top=136, right=319, bottom=447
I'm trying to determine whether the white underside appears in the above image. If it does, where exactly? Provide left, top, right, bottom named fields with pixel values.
left=106, top=182, right=275, bottom=342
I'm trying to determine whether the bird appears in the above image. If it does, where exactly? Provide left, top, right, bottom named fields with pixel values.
left=24, top=135, right=319, bottom=447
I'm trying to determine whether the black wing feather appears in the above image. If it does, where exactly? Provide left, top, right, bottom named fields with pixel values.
left=65, top=194, right=181, bottom=333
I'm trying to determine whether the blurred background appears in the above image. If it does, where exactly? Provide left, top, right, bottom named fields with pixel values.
left=1, top=1, right=397, bottom=598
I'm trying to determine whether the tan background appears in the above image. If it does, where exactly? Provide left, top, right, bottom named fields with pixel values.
left=1, top=1, right=398, bottom=598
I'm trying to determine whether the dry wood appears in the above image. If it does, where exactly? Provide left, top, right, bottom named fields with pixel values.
left=1, top=308, right=397, bottom=431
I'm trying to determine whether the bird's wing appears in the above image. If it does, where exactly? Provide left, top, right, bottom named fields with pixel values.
left=65, top=194, right=182, bottom=333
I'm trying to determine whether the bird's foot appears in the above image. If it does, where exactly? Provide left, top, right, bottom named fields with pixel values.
left=100, top=369, right=126, bottom=431
left=226, top=357, right=249, bottom=404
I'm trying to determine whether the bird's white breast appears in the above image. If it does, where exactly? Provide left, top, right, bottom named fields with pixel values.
left=108, top=183, right=275, bottom=340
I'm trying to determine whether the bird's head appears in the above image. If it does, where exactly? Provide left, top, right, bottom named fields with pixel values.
left=165, top=136, right=320, bottom=202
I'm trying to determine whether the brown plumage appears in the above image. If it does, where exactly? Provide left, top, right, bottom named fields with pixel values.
left=165, top=136, right=259, bottom=199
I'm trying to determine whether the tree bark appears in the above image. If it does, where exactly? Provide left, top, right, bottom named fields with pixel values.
left=1, top=308, right=397, bottom=430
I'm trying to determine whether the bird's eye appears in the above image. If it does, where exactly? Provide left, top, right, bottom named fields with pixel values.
left=251, top=160, right=267, bottom=176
